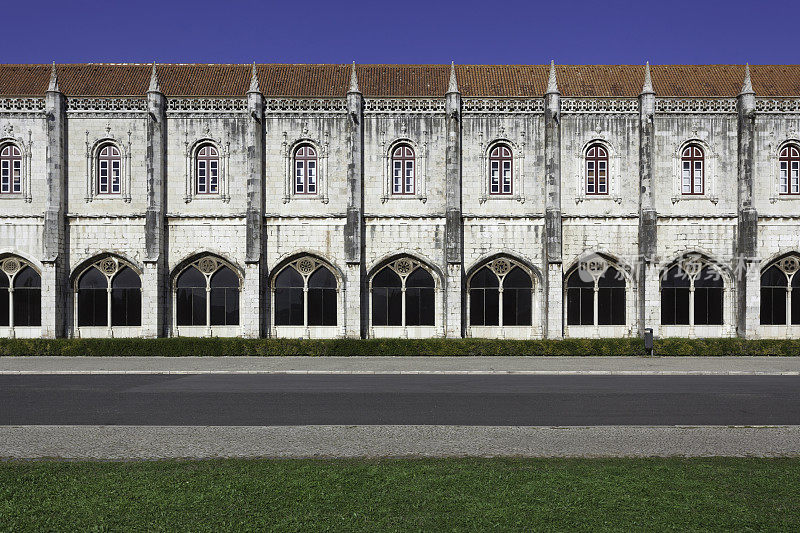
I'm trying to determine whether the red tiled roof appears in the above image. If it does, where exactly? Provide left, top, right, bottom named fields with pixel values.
left=1, top=64, right=799, bottom=97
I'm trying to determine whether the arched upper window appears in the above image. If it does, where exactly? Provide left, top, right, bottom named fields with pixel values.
left=681, top=144, right=704, bottom=195
left=585, top=144, right=608, bottom=195
left=760, top=256, right=800, bottom=325
left=77, top=258, right=141, bottom=327
left=294, top=145, right=317, bottom=195
left=660, top=258, right=723, bottom=326
left=566, top=258, right=626, bottom=326
left=779, top=145, right=800, bottom=195
left=0, top=144, right=22, bottom=194
left=391, top=145, right=415, bottom=195
left=0, top=257, right=41, bottom=327
left=176, top=257, right=239, bottom=327
left=274, top=257, right=337, bottom=327
left=97, top=144, right=121, bottom=195
left=371, top=258, right=435, bottom=327
left=469, top=258, right=533, bottom=327
left=196, top=144, right=219, bottom=195
left=489, top=144, right=513, bottom=195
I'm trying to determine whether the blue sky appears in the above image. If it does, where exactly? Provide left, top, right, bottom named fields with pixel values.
left=5, top=0, right=797, bottom=64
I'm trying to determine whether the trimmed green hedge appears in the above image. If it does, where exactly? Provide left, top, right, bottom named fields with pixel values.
left=1, top=337, right=800, bottom=356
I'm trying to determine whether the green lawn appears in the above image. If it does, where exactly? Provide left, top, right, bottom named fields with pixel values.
left=0, top=458, right=798, bottom=531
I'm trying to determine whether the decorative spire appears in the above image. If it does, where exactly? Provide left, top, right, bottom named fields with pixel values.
left=546, top=60, right=559, bottom=95
left=740, top=63, right=754, bottom=95
left=248, top=62, right=261, bottom=93
left=641, top=61, right=655, bottom=95
left=348, top=61, right=360, bottom=94
left=47, top=61, right=59, bottom=93
left=447, top=61, right=459, bottom=94
left=148, top=62, right=160, bottom=93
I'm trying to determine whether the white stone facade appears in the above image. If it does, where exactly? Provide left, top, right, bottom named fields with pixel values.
left=2, top=64, right=800, bottom=339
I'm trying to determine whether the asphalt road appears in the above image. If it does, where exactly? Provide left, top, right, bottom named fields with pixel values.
left=1, top=374, right=799, bottom=426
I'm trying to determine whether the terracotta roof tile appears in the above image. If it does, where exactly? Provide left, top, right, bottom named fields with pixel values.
left=0, top=63, right=798, bottom=98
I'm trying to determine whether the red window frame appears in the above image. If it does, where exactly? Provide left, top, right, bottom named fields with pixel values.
left=585, top=144, right=609, bottom=195
left=681, top=145, right=704, bottom=195
left=0, top=144, right=22, bottom=194
left=196, top=145, right=219, bottom=195
left=294, top=145, right=317, bottom=195
left=97, top=144, right=121, bottom=195
left=489, top=145, right=513, bottom=195
left=391, top=145, right=415, bottom=195
left=779, top=145, right=800, bottom=195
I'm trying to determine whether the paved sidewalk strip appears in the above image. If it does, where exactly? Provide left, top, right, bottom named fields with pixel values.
left=2, top=356, right=800, bottom=375
left=1, top=425, right=798, bottom=459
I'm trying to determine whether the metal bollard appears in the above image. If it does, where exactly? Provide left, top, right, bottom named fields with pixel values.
left=644, top=328, right=654, bottom=356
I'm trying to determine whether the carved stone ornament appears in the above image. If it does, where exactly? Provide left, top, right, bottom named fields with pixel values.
left=393, top=259, right=414, bottom=276
left=779, top=257, right=800, bottom=275
left=584, top=258, right=608, bottom=278
left=98, top=258, right=118, bottom=276
left=2, top=258, right=21, bottom=276
left=491, top=259, right=511, bottom=276
left=296, top=257, right=316, bottom=275
left=682, top=257, right=703, bottom=277
left=197, top=257, right=218, bottom=274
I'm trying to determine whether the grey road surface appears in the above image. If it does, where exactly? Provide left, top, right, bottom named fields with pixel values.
left=2, top=374, right=799, bottom=426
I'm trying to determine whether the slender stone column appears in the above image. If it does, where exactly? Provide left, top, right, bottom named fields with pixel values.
left=41, top=63, right=67, bottom=338
left=445, top=62, right=463, bottom=337
left=243, top=63, right=266, bottom=338
left=737, top=65, right=759, bottom=338
left=544, top=61, right=563, bottom=339
left=344, top=63, right=365, bottom=338
left=143, top=63, right=167, bottom=338
left=639, top=63, right=659, bottom=334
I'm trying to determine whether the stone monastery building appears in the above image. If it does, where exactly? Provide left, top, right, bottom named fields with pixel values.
left=1, top=61, right=800, bottom=340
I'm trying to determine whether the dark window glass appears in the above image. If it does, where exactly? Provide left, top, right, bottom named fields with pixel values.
left=760, top=266, right=787, bottom=325
left=372, top=267, right=402, bottom=326
left=11, top=266, right=41, bottom=327
left=566, top=269, right=594, bottom=325
left=308, top=267, right=337, bottom=326
left=78, top=267, right=108, bottom=326
left=110, top=267, right=141, bottom=327
left=503, top=267, right=532, bottom=326
left=792, top=272, right=800, bottom=325
left=597, top=266, right=625, bottom=325
left=176, top=266, right=207, bottom=326
left=0, top=271, right=8, bottom=326
left=275, top=267, right=304, bottom=326
left=209, top=267, right=239, bottom=326
left=661, top=265, right=691, bottom=325
left=469, top=267, right=499, bottom=326
left=406, top=268, right=435, bottom=326
left=694, top=266, right=723, bottom=325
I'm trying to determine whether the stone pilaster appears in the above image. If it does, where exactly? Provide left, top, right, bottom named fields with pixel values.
left=143, top=63, right=167, bottom=338
left=243, top=63, right=265, bottom=338
left=544, top=61, right=563, bottom=339
left=41, top=63, right=67, bottom=338
left=344, top=63, right=365, bottom=338
left=737, top=64, right=759, bottom=338
left=445, top=62, right=463, bottom=337
left=639, top=62, right=659, bottom=334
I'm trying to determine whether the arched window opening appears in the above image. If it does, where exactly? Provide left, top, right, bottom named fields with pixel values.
left=469, top=259, right=533, bottom=327
left=391, top=145, right=415, bottom=195
left=176, top=257, right=240, bottom=327
left=585, top=144, right=609, bottom=195
left=371, top=258, right=435, bottom=327
left=196, top=145, right=219, bottom=194
left=760, top=256, right=800, bottom=325
left=567, top=258, right=626, bottom=326
left=660, top=257, right=724, bottom=326
left=0, top=257, right=41, bottom=328
left=779, top=145, right=800, bottom=195
left=489, top=145, right=513, bottom=195
left=294, top=145, right=317, bottom=195
left=274, top=257, right=338, bottom=327
left=78, top=258, right=141, bottom=327
left=681, top=144, right=704, bottom=195
left=0, top=144, right=22, bottom=194
left=97, top=144, right=121, bottom=195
